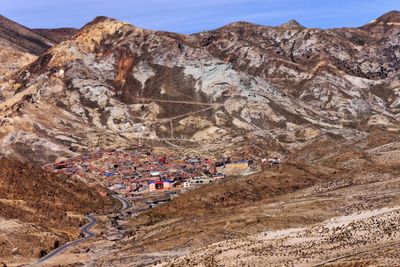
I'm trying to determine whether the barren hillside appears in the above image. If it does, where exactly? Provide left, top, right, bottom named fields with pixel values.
left=0, top=15, right=54, bottom=79
left=1, top=12, right=400, bottom=163
left=0, top=15, right=77, bottom=102
left=87, top=129, right=400, bottom=266
left=0, top=10, right=400, bottom=267
left=0, top=158, right=116, bottom=265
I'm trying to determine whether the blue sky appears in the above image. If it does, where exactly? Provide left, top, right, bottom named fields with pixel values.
left=1, top=0, right=399, bottom=33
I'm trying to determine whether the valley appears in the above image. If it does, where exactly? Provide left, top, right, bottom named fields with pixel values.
left=12, top=128, right=400, bottom=266
left=1, top=9, right=400, bottom=267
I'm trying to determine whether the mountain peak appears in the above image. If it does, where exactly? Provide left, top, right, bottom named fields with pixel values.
left=362, top=10, right=400, bottom=29
left=279, top=19, right=305, bottom=29
left=376, top=10, right=400, bottom=22
left=81, top=15, right=121, bottom=28
left=45, top=15, right=132, bottom=67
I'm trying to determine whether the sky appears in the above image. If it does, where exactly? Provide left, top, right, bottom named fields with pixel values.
left=1, top=0, right=400, bottom=33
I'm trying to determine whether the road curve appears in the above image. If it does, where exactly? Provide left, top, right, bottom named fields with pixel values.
left=28, top=215, right=97, bottom=266
left=112, top=194, right=132, bottom=211
left=27, top=194, right=131, bottom=266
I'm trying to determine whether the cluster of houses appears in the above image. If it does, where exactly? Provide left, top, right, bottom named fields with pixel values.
left=43, top=147, right=259, bottom=197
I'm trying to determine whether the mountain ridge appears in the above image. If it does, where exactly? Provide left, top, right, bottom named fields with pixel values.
left=0, top=14, right=55, bottom=54
left=33, top=28, right=78, bottom=43
left=0, top=15, right=77, bottom=80
left=0, top=11, right=400, bottom=163
left=1, top=11, right=400, bottom=266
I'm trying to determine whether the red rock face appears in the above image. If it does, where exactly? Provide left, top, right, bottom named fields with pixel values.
left=115, top=56, right=135, bottom=87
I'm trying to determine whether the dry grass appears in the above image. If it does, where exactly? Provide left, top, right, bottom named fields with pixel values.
left=0, top=158, right=117, bottom=263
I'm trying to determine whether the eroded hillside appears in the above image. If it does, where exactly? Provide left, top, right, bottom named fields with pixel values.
left=0, top=10, right=400, bottom=267
left=1, top=12, right=399, bottom=163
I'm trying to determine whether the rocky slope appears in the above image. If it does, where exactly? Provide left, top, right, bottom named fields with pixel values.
left=0, top=15, right=78, bottom=107
left=1, top=11, right=400, bottom=163
left=0, top=11, right=399, bottom=266
left=0, top=15, right=55, bottom=79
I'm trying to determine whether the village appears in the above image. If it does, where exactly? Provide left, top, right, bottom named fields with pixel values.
left=43, top=146, right=273, bottom=208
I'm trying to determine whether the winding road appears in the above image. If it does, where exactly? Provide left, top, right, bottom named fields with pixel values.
left=28, top=194, right=131, bottom=266
left=112, top=194, right=132, bottom=211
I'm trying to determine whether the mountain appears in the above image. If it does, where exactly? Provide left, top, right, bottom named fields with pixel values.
left=0, top=15, right=52, bottom=79
left=362, top=10, right=400, bottom=29
left=279, top=19, right=305, bottom=29
left=1, top=12, right=400, bottom=163
left=0, top=11, right=400, bottom=266
left=0, top=15, right=55, bottom=55
left=0, top=15, right=77, bottom=91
